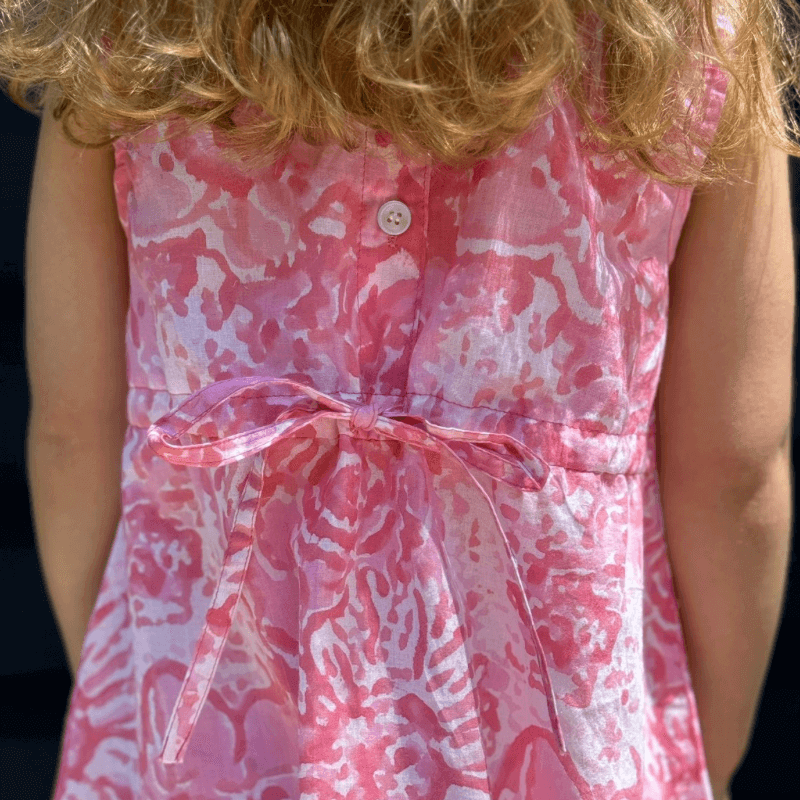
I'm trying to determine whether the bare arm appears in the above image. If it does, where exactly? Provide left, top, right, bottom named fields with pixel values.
left=24, top=95, right=129, bottom=679
left=656, top=136, right=795, bottom=793
left=27, top=428, right=127, bottom=678
left=660, top=448, right=792, bottom=795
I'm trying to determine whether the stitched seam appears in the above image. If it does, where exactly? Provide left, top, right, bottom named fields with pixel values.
left=355, top=128, right=368, bottom=404
left=127, top=418, right=638, bottom=475
left=401, top=159, right=432, bottom=414
left=127, top=386, right=646, bottom=437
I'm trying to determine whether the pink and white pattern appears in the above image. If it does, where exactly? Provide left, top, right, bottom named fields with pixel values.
left=51, top=11, right=731, bottom=799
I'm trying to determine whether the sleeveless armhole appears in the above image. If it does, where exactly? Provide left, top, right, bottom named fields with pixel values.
left=665, top=9, right=735, bottom=261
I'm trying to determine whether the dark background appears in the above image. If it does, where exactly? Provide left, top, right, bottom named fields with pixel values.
left=0, top=92, right=798, bottom=798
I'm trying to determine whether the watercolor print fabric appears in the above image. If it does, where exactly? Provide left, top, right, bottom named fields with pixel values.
left=50, top=11, right=732, bottom=800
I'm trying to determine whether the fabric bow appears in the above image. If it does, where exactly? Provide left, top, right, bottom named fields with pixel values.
left=146, top=375, right=565, bottom=764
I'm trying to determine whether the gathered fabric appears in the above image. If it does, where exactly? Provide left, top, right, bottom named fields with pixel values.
left=146, top=375, right=564, bottom=765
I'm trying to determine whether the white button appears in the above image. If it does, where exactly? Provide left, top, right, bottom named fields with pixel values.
left=377, top=200, right=411, bottom=235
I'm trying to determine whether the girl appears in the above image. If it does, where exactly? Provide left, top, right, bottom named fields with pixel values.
left=2, top=1, right=796, bottom=798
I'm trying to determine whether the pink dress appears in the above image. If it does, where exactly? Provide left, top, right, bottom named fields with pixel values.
left=51, top=12, right=731, bottom=799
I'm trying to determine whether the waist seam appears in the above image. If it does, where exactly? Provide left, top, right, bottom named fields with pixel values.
left=127, top=383, right=644, bottom=438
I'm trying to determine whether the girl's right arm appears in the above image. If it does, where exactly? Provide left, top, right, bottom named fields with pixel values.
left=24, top=94, right=130, bottom=680
left=655, top=133, right=795, bottom=794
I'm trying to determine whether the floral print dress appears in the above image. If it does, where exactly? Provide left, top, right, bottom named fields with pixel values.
left=50, top=11, right=732, bottom=799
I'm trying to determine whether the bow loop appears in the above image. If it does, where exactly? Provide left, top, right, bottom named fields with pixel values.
left=146, top=376, right=354, bottom=467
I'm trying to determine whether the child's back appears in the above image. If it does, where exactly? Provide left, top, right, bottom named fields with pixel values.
left=11, top=2, right=795, bottom=799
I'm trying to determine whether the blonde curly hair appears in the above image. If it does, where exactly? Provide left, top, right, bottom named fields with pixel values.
left=1, top=0, right=799, bottom=187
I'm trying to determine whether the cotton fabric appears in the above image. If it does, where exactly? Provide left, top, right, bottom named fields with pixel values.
left=50, top=11, right=732, bottom=799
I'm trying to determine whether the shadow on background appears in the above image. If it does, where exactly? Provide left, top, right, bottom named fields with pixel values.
left=0, top=91, right=797, bottom=799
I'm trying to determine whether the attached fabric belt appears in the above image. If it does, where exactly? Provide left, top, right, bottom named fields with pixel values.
left=145, top=376, right=566, bottom=765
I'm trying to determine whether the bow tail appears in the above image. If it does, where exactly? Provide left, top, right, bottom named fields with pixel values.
left=437, top=442, right=567, bottom=756
left=158, top=455, right=266, bottom=764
